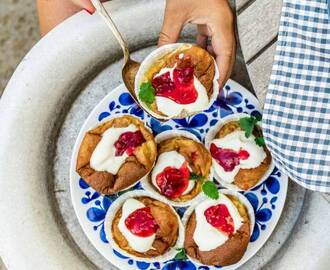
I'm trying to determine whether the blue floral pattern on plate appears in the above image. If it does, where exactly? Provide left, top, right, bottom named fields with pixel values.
left=70, top=80, right=288, bottom=270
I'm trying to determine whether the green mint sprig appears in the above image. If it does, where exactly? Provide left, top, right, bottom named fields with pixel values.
left=202, top=181, right=219, bottom=200
left=189, top=172, right=205, bottom=181
left=174, top=248, right=187, bottom=261
left=254, top=136, right=265, bottom=146
left=138, top=82, right=155, bottom=106
left=239, top=115, right=265, bottom=146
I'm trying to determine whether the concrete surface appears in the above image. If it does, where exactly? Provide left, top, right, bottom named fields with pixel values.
left=0, top=0, right=39, bottom=95
left=265, top=191, right=330, bottom=270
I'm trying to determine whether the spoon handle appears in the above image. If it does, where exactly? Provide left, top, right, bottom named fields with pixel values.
left=91, top=0, right=130, bottom=63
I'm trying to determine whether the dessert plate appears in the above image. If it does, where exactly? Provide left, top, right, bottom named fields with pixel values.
left=70, top=79, right=288, bottom=270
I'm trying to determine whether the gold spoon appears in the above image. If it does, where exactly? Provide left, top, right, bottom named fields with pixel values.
left=91, top=0, right=140, bottom=100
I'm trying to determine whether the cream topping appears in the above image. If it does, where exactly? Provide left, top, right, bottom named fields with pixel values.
left=193, top=195, right=243, bottom=251
left=211, top=130, right=266, bottom=183
left=90, top=124, right=137, bottom=174
left=153, top=66, right=209, bottom=117
left=151, top=151, right=195, bottom=196
left=118, top=198, right=156, bottom=252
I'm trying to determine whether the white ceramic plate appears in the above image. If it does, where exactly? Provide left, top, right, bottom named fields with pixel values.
left=70, top=80, right=288, bottom=270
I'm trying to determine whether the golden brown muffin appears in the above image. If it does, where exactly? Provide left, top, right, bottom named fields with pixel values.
left=112, top=196, right=179, bottom=258
left=150, top=136, right=212, bottom=202
left=184, top=195, right=250, bottom=266
left=214, top=121, right=272, bottom=190
left=141, top=45, right=216, bottom=116
left=76, top=116, right=157, bottom=194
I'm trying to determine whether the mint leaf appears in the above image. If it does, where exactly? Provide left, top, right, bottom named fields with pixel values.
left=255, top=114, right=262, bottom=122
left=174, top=248, right=187, bottom=261
left=189, top=172, right=204, bottom=181
left=255, top=137, right=265, bottom=146
left=202, top=181, right=219, bottom=200
left=239, top=115, right=262, bottom=138
left=239, top=117, right=255, bottom=138
left=139, top=82, right=155, bottom=105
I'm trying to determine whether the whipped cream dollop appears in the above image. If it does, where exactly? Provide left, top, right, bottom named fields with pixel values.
left=151, top=151, right=195, bottom=195
left=211, top=130, right=266, bottom=183
left=90, top=124, right=137, bottom=174
left=153, top=66, right=209, bottom=117
left=193, top=195, right=243, bottom=251
left=118, top=198, right=156, bottom=252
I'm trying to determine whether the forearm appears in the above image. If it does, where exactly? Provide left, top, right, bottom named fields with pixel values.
left=37, top=0, right=81, bottom=36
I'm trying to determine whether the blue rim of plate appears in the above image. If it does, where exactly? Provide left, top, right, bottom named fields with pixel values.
left=70, top=79, right=288, bottom=270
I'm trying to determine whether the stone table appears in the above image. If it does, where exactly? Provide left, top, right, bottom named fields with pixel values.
left=236, top=0, right=281, bottom=106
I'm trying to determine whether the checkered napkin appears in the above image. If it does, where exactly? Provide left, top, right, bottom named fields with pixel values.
left=262, top=0, right=330, bottom=192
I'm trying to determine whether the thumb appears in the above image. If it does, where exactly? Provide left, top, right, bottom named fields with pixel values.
left=211, top=29, right=236, bottom=88
left=158, top=5, right=185, bottom=46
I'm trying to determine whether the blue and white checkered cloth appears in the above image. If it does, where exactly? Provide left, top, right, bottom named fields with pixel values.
left=263, top=0, right=330, bottom=192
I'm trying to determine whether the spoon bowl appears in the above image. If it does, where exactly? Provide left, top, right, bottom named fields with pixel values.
left=122, top=58, right=140, bottom=99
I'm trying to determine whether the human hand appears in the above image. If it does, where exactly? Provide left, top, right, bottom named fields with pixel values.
left=70, top=0, right=101, bottom=14
left=159, top=0, right=236, bottom=88
left=37, top=0, right=103, bottom=35
left=40, top=0, right=235, bottom=88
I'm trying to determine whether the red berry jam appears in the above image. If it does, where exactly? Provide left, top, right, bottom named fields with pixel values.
left=204, top=204, right=234, bottom=236
left=151, top=64, right=198, bottom=105
left=156, top=164, right=190, bottom=199
left=125, top=207, right=158, bottom=237
left=114, top=130, right=145, bottom=156
left=238, top=149, right=250, bottom=160
left=210, top=143, right=250, bottom=172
